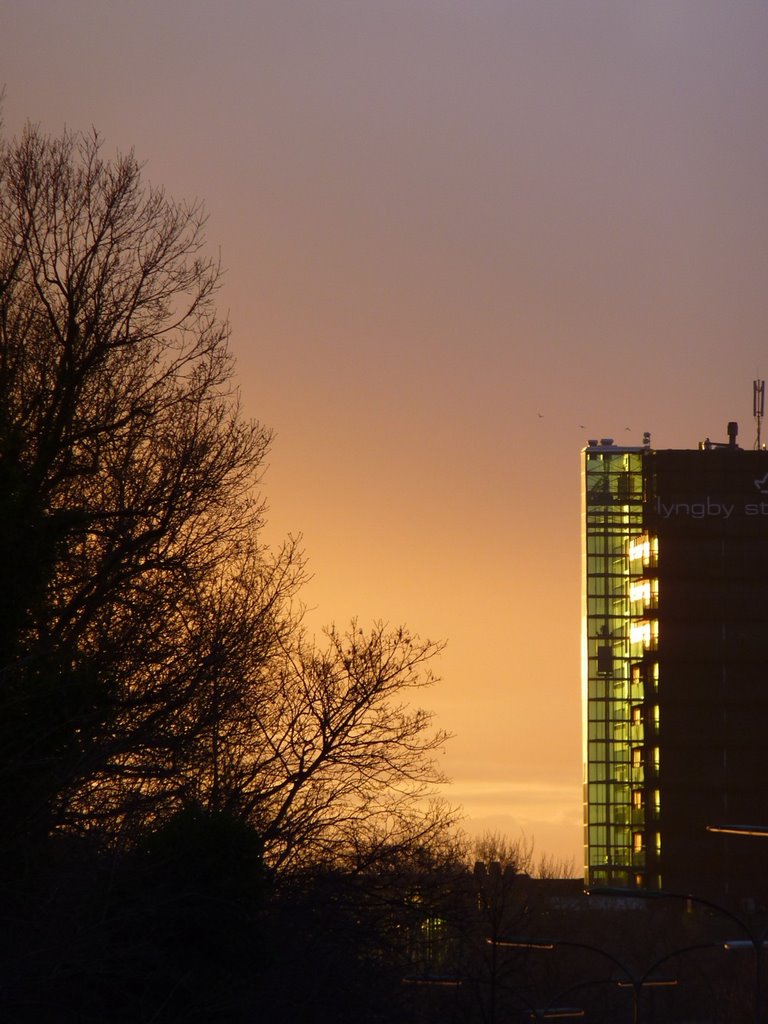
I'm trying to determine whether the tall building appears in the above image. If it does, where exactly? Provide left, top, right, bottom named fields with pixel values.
left=582, top=426, right=768, bottom=907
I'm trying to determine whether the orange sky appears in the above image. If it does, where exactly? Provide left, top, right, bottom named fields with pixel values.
left=4, top=1, right=768, bottom=867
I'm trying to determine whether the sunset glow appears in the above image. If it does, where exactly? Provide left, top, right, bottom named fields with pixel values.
left=5, top=1, right=768, bottom=867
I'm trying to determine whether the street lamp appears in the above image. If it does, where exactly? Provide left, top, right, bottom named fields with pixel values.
left=402, top=974, right=463, bottom=987
left=706, top=824, right=768, bottom=837
left=588, top=885, right=768, bottom=1024
left=506, top=980, right=588, bottom=1020
left=489, top=936, right=693, bottom=1024
left=529, top=1009, right=585, bottom=1020
left=402, top=972, right=463, bottom=1024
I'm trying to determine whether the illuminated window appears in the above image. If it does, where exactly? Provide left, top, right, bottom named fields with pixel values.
left=633, top=832, right=644, bottom=852
left=629, top=539, right=650, bottom=563
left=630, top=622, right=651, bottom=646
left=630, top=580, right=650, bottom=603
left=419, top=915, right=451, bottom=968
left=632, top=790, right=643, bottom=809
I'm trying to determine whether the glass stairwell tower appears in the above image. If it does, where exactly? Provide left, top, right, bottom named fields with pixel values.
left=582, top=440, right=659, bottom=889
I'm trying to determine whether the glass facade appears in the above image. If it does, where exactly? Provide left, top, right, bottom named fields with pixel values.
left=582, top=444, right=659, bottom=888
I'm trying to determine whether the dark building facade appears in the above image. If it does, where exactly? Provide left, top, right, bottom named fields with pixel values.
left=582, top=432, right=768, bottom=907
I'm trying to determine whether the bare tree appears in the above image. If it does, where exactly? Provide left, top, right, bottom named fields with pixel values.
left=0, top=123, right=302, bottom=849
left=474, top=831, right=536, bottom=875
left=0, top=121, right=457, bottom=881
left=181, top=619, right=454, bottom=873
left=474, top=831, right=577, bottom=880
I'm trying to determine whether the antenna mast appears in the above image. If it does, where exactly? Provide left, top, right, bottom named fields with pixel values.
left=754, top=379, right=765, bottom=449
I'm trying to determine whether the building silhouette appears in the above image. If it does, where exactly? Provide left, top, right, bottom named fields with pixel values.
left=582, top=425, right=768, bottom=907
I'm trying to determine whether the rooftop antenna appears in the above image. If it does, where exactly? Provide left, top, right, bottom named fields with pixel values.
left=754, top=379, right=765, bottom=449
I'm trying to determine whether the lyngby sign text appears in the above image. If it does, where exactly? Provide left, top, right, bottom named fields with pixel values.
left=654, top=475, right=768, bottom=519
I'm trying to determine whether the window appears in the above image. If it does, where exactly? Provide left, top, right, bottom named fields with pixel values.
left=597, top=645, right=613, bottom=674
left=629, top=539, right=650, bottom=563
left=630, top=580, right=650, bottom=604
left=630, top=621, right=651, bottom=646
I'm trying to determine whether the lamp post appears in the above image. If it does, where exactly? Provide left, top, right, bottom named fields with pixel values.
left=402, top=973, right=463, bottom=1024
left=707, top=824, right=768, bottom=837
left=489, top=936, right=702, bottom=1024
left=506, top=983, right=587, bottom=1021
left=529, top=1008, right=585, bottom=1020
left=402, top=974, right=462, bottom=987
left=589, top=885, right=768, bottom=1024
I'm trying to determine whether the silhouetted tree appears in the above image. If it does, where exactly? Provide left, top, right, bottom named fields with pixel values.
left=0, top=123, right=304, bottom=853
left=0, top=117, right=460, bottom=1020
left=256, top=827, right=469, bottom=1024
left=181, top=620, right=452, bottom=873
left=0, top=119, right=456, bottom=867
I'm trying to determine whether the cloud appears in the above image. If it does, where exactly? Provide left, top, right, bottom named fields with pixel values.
left=442, top=778, right=581, bottom=824
left=440, top=779, right=582, bottom=867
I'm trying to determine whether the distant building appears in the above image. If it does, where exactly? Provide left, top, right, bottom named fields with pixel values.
left=582, top=426, right=768, bottom=907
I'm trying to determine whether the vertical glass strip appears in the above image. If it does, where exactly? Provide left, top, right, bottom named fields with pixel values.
left=582, top=448, right=643, bottom=887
